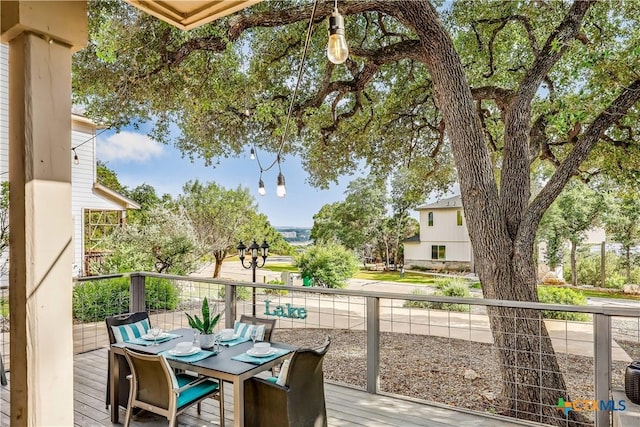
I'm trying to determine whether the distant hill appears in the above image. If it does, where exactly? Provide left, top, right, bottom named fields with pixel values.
left=275, top=227, right=312, bottom=245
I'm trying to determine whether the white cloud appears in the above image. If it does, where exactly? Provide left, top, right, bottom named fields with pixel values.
left=97, top=131, right=165, bottom=163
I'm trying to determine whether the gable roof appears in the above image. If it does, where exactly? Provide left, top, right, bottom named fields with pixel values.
left=402, top=234, right=421, bottom=243
left=93, top=183, right=141, bottom=210
left=416, top=195, right=462, bottom=210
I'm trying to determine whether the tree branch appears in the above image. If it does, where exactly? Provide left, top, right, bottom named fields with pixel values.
left=470, top=86, right=513, bottom=111
left=525, top=78, right=640, bottom=239
left=501, top=0, right=595, bottom=239
left=228, top=1, right=397, bottom=41
left=476, top=14, right=540, bottom=78
left=516, top=0, right=595, bottom=101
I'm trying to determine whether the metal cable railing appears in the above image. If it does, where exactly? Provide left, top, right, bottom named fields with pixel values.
left=1, top=272, right=638, bottom=426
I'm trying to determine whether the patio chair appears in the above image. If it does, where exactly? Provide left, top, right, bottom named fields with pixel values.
left=243, top=337, right=331, bottom=427
left=238, top=315, right=277, bottom=342
left=122, top=348, right=220, bottom=427
left=105, top=311, right=150, bottom=410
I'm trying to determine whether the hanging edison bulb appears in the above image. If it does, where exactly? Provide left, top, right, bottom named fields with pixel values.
left=250, top=147, right=256, bottom=160
left=258, top=177, right=266, bottom=196
left=276, top=172, right=287, bottom=198
left=73, top=149, right=80, bottom=165
left=327, top=7, right=348, bottom=64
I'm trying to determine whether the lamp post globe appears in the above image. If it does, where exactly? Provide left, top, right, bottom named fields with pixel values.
left=238, top=239, right=269, bottom=316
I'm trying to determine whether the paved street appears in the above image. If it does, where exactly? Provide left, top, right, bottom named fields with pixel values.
left=193, top=260, right=638, bottom=362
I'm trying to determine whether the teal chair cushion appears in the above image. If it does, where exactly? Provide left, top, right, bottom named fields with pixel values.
left=233, top=321, right=266, bottom=341
left=110, top=319, right=150, bottom=342
left=175, top=373, right=219, bottom=409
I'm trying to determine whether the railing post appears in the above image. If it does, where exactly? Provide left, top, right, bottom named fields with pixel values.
left=225, top=284, right=237, bottom=328
left=366, top=296, right=380, bottom=394
left=594, top=313, right=611, bottom=427
left=129, top=273, right=146, bottom=313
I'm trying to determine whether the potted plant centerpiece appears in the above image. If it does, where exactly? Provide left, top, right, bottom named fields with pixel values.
left=186, top=297, right=221, bottom=349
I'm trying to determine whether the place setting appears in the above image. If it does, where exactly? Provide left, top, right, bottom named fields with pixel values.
left=218, top=328, right=250, bottom=347
left=125, top=327, right=182, bottom=346
left=161, top=341, right=218, bottom=363
left=231, top=340, right=291, bottom=365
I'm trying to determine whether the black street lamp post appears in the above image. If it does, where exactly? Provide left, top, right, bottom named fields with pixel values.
left=237, top=239, right=269, bottom=316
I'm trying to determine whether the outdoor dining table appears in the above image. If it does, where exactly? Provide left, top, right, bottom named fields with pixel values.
left=109, top=327, right=295, bottom=427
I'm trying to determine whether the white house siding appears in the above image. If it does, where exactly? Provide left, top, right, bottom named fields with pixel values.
left=405, top=196, right=473, bottom=271
left=71, top=118, right=124, bottom=274
left=419, top=207, right=469, bottom=243
left=1, top=43, right=126, bottom=274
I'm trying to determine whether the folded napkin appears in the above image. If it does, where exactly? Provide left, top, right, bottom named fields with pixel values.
left=231, top=348, right=291, bottom=365
left=126, top=332, right=182, bottom=346
left=161, top=349, right=217, bottom=363
left=220, top=336, right=250, bottom=347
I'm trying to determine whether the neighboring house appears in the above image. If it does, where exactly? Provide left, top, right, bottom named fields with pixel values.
left=0, top=44, right=139, bottom=276
left=403, top=193, right=607, bottom=276
left=403, top=195, right=474, bottom=272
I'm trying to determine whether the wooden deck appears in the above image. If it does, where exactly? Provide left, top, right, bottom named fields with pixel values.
left=0, top=348, right=543, bottom=427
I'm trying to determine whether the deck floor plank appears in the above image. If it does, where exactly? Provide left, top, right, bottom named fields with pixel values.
left=0, top=348, right=543, bottom=427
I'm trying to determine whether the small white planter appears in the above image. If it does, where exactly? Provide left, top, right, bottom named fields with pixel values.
left=199, top=333, right=216, bottom=349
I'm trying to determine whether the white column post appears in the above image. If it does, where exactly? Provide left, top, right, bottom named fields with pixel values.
left=1, top=2, right=87, bottom=424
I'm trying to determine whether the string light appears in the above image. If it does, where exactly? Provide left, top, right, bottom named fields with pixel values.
left=70, top=127, right=110, bottom=166
left=250, top=147, right=256, bottom=160
left=250, top=0, right=318, bottom=197
left=327, top=0, right=348, bottom=64
left=276, top=172, right=286, bottom=198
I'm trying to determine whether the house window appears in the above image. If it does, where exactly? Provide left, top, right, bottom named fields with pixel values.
left=431, top=245, right=446, bottom=260
left=428, top=212, right=434, bottom=226
left=457, top=210, right=463, bottom=226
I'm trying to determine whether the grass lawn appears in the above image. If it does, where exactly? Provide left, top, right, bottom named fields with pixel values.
left=354, top=270, right=448, bottom=285
left=572, top=288, right=640, bottom=301
left=263, top=264, right=299, bottom=273
left=264, top=264, right=461, bottom=286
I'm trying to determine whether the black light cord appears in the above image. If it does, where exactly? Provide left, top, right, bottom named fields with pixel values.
left=253, top=0, right=319, bottom=176
left=71, top=127, right=110, bottom=164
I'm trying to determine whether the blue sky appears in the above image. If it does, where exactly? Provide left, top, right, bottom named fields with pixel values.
left=96, top=126, right=357, bottom=228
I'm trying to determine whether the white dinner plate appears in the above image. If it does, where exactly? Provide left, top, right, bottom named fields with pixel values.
left=141, top=332, right=169, bottom=341
left=168, top=346, right=200, bottom=356
left=246, top=348, right=277, bottom=358
left=220, top=334, right=240, bottom=342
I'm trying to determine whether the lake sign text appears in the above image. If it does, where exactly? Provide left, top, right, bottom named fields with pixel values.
left=264, top=300, right=307, bottom=319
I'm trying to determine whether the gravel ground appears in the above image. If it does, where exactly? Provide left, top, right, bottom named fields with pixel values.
left=274, top=328, right=636, bottom=422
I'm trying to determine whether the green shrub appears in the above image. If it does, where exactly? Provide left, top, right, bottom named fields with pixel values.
left=537, top=286, right=590, bottom=321
left=217, top=285, right=252, bottom=301
left=605, top=273, right=626, bottom=289
left=73, top=278, right=130, bottom=322
left=403, top=287, right=430, bottom=308
left=294, top=243, right=359, bottom=289
left=72, top=276, right=178, bottom=323
left=631, top=266, right=640, bottom=285
left=564, top=250, right=622, bottom=288
left=145, top=277, right=179, bottom=310
left=264, top=280, right=289, bottom=296
left=403, top=279, right=470, bottom=312
left=0, top=297, right=9, bottom=317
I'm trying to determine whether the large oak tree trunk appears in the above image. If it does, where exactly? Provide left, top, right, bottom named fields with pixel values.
left=394, top=3, right=589, bottom=425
